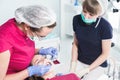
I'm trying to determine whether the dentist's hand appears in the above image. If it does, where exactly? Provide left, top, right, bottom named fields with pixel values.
left=27, top=64, right=51, bottom=77
left=39, top=47, right=58, bottom=59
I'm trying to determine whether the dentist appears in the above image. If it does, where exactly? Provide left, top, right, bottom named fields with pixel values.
left=0, top=5, right=57, bottom=80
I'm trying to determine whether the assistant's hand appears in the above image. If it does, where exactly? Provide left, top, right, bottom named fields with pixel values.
left=27, top=64, right=51, bottom=77
left=69, top=61, right=77, bottom=73
left=75, top=68, right=90, bottom=78
left=39, top=47, right=58, bottom=59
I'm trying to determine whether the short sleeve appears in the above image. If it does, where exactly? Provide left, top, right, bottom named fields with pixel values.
left=0, top=37, right=12, bottom=52
left=100, top=21, right=113, bottom=40
left=73, top=16, right=77, bottom=32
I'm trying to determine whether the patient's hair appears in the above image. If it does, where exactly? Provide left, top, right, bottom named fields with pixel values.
left=26, top=76, right=45, bottom=80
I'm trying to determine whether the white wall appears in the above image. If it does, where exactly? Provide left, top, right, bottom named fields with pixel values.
left=0, top=0, right=60, bottom=37
left=0, top=0, right=120, bottom=49
left=60, top=0, right=82, bottom=38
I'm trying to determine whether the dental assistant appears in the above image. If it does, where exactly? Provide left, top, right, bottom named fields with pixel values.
left=70, top=0, right=113, bottom=80
left=0, top=5, right=58, bottom=80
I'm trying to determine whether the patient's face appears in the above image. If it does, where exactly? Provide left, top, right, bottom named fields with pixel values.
left=31, top=55, right=56, bottom=79
left=31, top=55, right=52, bottom=66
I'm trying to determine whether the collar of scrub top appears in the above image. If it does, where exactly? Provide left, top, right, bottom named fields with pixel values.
left=95, top=17, right=101, bottom=28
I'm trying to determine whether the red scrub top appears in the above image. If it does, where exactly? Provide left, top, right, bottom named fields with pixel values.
left=0, top=18, right=35, bottom=74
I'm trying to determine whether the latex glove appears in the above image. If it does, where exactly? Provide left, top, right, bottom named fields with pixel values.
left=75, top=68, right=90, bottom=78
left=69, top=61, right=77, bottom=73
left=39, top=47, right=58, bottom=59
left=27, top=64, right=51, bottom=77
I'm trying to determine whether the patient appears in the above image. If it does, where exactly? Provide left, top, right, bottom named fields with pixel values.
left=31, top=55, right=56, bottom=79
left=30, top=55, right=80, bottom=80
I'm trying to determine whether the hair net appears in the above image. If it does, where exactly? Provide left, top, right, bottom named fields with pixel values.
left=15, top=5, right=56, bottom=28
left=97, top=0, right=108, bottom=15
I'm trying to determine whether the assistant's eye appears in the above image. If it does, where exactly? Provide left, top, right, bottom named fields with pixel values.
left=89, top=13, right=94, bottom=16
left=83, top=10, right=87, bottom=13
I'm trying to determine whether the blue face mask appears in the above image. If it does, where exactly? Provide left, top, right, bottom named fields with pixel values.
left=43, top=33, right=57, bottom=40
left=81, top=13, right=96, bottom=24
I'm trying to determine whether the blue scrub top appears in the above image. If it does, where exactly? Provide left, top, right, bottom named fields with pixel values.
left=73, top=14, right=113, bottom=67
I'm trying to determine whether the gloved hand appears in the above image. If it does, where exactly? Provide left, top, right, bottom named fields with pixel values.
left=39, top=47, right=58, bottom=59
left=75, top=67, right=90, bottom=78
left=27, top=64, right=51, bottom=77
left=69, top=61, right=77, bottom=73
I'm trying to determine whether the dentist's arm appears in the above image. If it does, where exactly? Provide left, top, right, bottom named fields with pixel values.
left=0, top=50, right=29, bottom=80
left=0, top=50, right=51, bottom=80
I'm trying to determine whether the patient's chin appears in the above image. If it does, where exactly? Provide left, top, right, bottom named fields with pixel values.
left=42, top=69, right=56, bottom=79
